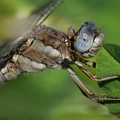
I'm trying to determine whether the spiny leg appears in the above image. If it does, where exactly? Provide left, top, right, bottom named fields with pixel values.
left=68, top=48, right=97, bottom=68
left=75, top=60, right=120, bottom=82
left=67, top=67, right=120, bottom=103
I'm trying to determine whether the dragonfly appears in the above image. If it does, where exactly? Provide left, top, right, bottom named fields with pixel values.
left=0, top=0, right=120, bottom=103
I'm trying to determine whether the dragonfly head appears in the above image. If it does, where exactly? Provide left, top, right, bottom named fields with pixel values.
left=74, top=21, right=104, bottom=58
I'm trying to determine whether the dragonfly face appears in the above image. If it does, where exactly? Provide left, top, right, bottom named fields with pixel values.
left=0, top=0, right=119, bottom=103
left=73, top=21, right=104, bottom=58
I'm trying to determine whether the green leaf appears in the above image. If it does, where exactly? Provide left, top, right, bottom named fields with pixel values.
left=96, top=44, right=120, bottom=78
left=104, top=44, right=120, bottom=63
left=96, top=43, right=120, bottom=118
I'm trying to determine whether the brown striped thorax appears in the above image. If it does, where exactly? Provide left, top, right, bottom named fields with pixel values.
left=19, top=22, right=104, bottom=69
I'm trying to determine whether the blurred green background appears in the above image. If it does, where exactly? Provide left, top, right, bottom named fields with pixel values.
left=0, top=0, right=120, bottom=120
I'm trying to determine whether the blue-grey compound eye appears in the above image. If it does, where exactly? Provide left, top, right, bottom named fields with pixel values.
left=75, top=26, right=94, bottom=53
left=87, top=22, right=97, bottom=29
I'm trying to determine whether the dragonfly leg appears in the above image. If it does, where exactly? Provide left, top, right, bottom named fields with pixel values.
left=75, top=60, right=120, bottom=82
left=67, top=67, right=120, bottom=103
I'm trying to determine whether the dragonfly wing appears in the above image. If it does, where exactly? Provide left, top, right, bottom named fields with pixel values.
left=29, top=0, right=63, bottom=29
left=0, top=37, right=25, bottom=66
left=0, top=0, right=63, bottom=65
left=0, top=37, right=24, bottom=58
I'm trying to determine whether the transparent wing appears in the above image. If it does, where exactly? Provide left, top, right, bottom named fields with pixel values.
left=0, top=0, right=63, bottom=64
left=29, top=0, right=63, bottom=28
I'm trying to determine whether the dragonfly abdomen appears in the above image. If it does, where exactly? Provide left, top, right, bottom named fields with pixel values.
left=0, top=62, right=21, bottom=82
